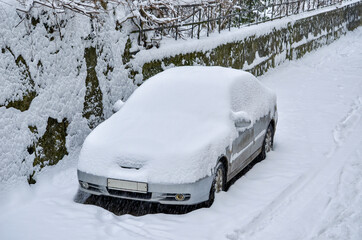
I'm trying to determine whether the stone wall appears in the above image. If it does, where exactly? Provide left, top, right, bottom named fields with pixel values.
left=138, top=2, right=361, bottom=80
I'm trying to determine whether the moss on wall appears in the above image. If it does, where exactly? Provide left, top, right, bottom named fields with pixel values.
left=27, top=117, right=69, bottom=184
left=0, top=47, right=37, bottom=111
left=122, top=38, right=133, bottom=65
left=82, top=47, right=104, bottom=129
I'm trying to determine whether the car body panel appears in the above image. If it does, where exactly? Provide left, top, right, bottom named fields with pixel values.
left=226, top=113, right=276, bottom=182
left=78, top=170, right=213, bottom=205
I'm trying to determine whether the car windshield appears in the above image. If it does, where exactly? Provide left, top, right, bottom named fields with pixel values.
left=120, top=67, right=234, bottom=122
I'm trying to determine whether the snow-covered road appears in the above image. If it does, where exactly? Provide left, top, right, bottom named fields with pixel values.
left=1, top=28, right=362, bottom=240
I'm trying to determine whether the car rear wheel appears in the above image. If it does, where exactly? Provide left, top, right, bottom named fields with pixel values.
left=205, top=162, right=226, bottom=207
left=259, top=123, right=274, bottom=161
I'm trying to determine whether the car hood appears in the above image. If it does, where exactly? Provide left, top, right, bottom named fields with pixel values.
left=78, top=111, right=235, bottom=184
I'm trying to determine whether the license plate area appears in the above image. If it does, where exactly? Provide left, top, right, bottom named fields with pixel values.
left=107, top=179, right=148, bottom=193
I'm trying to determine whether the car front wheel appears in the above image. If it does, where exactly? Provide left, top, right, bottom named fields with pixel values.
left=205, top=162, right=226, bottom=207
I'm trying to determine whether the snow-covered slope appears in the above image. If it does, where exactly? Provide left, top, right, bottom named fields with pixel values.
left=0, top=26, right=361, bottom=240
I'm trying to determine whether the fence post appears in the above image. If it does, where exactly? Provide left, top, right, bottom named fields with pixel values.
left=207, top=6, right=210, bottom=37
left=248, top=0, right=252, bottom=24
left=263, top=0, right=267, bottom=21
left=219, top=3, right=221, bottom=33
left=302, top=0, right=306, bottom=12
left=197, top=9, right=201, bottom=39
left=139, top=19, right=143, bottom=46
left=191, top=6, right=195, bottom=38
left=238, top=0, right=241, bottom=28
left=229, top=14, right=231, bottom=31
left=175, top=6, right=178, bottom=40
left=297, top=0, right=300, bottom=14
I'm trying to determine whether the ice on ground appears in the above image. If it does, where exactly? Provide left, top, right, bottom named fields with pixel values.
left=78, top=66, right=276, bottom=184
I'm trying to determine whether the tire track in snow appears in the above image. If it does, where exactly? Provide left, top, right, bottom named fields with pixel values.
left=308, top=149, right=362, bottom=240
left=327, top=97, right=362, bottom=157
left=307, top=97, right=362, bottom=240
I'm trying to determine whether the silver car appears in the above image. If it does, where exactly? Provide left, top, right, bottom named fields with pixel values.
left=78, top=66, right=277, bottom=206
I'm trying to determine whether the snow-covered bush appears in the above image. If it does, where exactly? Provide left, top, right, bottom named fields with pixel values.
left=14, top=0, right=268, bottom=47
left=14, top=0, right=342, bottom=48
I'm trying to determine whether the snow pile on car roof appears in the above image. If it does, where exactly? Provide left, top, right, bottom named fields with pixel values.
left=78, top=66, right=276, bottom=183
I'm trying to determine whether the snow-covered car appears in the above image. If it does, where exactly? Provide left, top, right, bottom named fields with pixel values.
left=77, top=66, right=277, bottom=206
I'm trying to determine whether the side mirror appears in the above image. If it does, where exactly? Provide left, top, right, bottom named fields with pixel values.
left=234, top=118, right=251, bottom=129
left=231, top=111, right=252, bottom=129
left=112, top=99, right=125, bottom=113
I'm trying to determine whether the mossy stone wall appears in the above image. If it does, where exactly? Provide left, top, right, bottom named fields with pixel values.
left=0, top=47, right=37, bottom=112
left=83, top=47, right=105, bottom=129
left=27, top=117, right=69, bottom=184
left=140, top=2, right=361, bottom=80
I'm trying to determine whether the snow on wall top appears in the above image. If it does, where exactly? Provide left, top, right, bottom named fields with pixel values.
left=78, top=66, right=276, bottom=184
left=131, top=0, right=360, bottom=67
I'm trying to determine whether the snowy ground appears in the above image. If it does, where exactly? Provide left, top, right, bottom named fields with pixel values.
left=1, top=27, right=362, bottom=240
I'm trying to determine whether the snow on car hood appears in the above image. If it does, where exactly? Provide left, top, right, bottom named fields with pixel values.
left=78, top=66, right=276, bottom=184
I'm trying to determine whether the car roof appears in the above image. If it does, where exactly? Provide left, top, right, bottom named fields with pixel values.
left=121, top=66, right=255, bottom=118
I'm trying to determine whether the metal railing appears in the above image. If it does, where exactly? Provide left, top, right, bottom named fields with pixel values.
left=131, top=0, right=344, bottom=47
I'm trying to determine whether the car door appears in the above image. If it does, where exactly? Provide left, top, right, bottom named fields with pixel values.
left=230, top=126, right=254, bottom=174
left=251, top=115, right=269, bottom=154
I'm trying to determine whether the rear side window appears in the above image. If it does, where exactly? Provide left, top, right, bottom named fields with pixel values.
left=230, top=78, right=254, bottom=112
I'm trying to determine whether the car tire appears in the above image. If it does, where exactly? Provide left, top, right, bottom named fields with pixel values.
left=205, top=162, right=226, bottom=207
left=259, top=123, right=274, bottom=161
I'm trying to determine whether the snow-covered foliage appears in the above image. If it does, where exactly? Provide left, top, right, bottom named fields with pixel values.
left=78, top=66, right=276, bottom=184
left=12, top=0, right=345, bottom=48
left=13, top=0, right=257, bottom=47
left=0, top=0, right=136, bottom=184
left=112, top=99, right=125, bottom=112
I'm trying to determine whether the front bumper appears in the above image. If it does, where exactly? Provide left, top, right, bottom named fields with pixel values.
left=77, top=170, right=213, bottom=205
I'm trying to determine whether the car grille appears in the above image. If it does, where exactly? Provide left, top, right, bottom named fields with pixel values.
left=107, top=189, right=152, bottom=199
left=120, top=166, right=140, bottom=170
